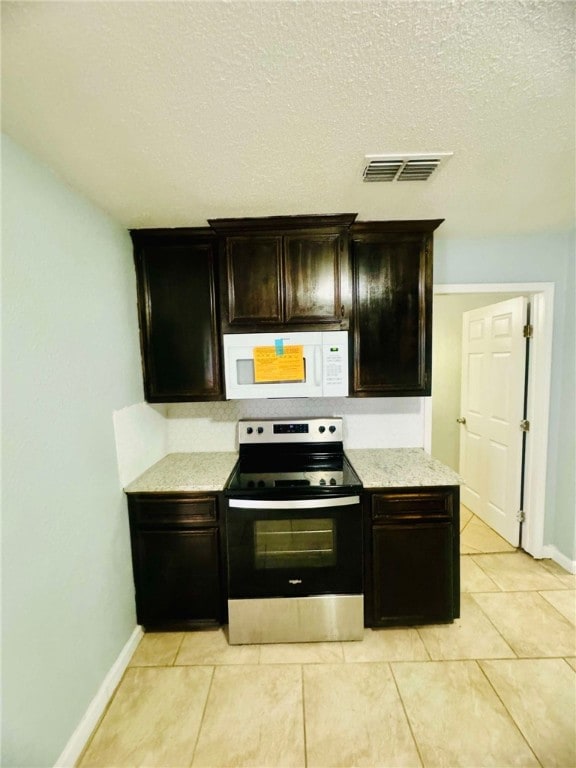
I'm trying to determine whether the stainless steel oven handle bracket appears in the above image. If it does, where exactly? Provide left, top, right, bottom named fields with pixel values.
left=228, top=496, right=360, bottom=510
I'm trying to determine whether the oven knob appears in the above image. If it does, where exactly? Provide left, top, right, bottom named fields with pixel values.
left=247, top=427, right=253, bottom=434
left=257, top=427, right=264, bottom=434
left=257, top=480, right=265, bottom=488
left=247, top=481, right=255, bottom=488
left=329, top=425, right=336, bottom=433
left=330, top=477, right=336, bottom=485
left=319, top=478, right=326, bottom=485
left=318, top=426, right=326, bottom=433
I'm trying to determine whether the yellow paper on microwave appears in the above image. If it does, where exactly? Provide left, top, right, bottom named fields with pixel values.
left=253, top=344, right=305, bottom=383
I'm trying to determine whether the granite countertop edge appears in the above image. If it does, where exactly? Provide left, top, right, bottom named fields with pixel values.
left=124, top=448, right=461, bottom=494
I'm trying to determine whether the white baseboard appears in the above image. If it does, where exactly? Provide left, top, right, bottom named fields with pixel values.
left=54, top=625, right=143, bottom=767
left=541, top=545, right=576, bottom=575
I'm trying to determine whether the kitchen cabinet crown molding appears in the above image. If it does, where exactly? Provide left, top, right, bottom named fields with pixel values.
left=130, top=227, right=215, bottom=243
left=350, top=219, right=444, bottom=234
left=208, top=213, right=357, bottom=233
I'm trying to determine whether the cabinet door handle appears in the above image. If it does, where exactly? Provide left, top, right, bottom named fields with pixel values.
left=341, top=305, right=345, bottom=317
left=456, top=417, right=466, bottom=424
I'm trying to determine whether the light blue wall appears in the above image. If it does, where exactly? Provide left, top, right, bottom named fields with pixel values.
left=1, top=136, right=143, bottom=766
left=435, top=232, right=575, bottom=561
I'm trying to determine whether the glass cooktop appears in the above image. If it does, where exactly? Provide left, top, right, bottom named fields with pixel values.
left=225, top=454, right=362, bottom=495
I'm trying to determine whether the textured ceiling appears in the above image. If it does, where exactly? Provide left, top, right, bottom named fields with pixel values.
left=2, top=1, right=574, bottom=237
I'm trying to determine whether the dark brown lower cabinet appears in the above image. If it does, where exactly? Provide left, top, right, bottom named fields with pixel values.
left=127, top=493, right=224, bottom=630
left=364, top=486, right=460, bottom=627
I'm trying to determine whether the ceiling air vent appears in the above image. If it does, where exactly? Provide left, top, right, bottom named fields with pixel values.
left=363, top=153, right=453, bottom=182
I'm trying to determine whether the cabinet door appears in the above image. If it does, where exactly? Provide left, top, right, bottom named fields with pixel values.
left=371, top=522, right=454, bottom=626
left=132, top=528, right=221, bottom=628
left=133, top=231, right=222, bottom=402
left=364, top=486, right=459, bottom=627
left=284, top=233, right=347, bottom=324
left=225, top=235, right=283, bottom=325
left=211, top=214, right=356, bottom=332
left=351, top=222, right=440, bottom=396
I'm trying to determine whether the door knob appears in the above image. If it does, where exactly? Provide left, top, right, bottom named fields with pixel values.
left=456, top=417, right=466, bottom=424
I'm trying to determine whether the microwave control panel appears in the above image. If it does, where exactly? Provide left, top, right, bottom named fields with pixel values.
left=322, top=331, right=348, bottom=397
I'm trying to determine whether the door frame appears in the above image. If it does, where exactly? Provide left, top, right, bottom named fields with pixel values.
left=424, top=282, right=554, bottom=558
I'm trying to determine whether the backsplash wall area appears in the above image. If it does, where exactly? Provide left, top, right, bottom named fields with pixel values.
left=114, top=398, right=427, bottom=486
left=167, top=398, right=426, bottom=452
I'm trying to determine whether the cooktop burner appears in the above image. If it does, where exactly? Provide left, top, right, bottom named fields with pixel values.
left=224, top=418, right=362, bottom=496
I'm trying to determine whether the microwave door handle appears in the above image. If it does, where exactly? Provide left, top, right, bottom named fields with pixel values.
left=314, top=346, right=322, bottom=386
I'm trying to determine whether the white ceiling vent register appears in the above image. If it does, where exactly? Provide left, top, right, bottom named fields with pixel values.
left=363, top=153, right=453, bottom=182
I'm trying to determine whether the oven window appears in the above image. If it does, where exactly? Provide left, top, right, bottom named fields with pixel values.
left=254, top=518, right=335, bottom=569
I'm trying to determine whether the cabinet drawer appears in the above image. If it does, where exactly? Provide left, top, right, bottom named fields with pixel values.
left=371, top=490, right=453, bottom=521
left=129, top=495, right=217, bottom=527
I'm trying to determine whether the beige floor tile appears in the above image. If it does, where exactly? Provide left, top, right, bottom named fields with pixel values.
left=392, top=660, right=538, bottom=767
left=539, top=590, right=576, bottom=626
left=342, top=627, right=429, bottom=662
left=480, top=658, right=576, bottom=768
left=259, top=640, right=344, bottom=664
left=175, top=627, right=260, bottom=665
left=460, top=504, right=473, bottom=531
left=417, top=594, right=516, bottom=660
left=472, top=551, right=567, bottom=591
left=304, top=662, right=421, bottom=767
left=540, top=558, right=576, bottom=588
left=79, top=666, right=212, bottom=767
left=129, top=632, right=184, bottom=666
left=192, top=664, right=304, bottom=767
left=461, top=516, right=516, bottom=554
left=472, top=591, right=576, bottom=657
left=460, top=554, right=501, bottom=592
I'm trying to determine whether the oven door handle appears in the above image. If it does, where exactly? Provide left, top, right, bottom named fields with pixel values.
left=228, top=496, right=360, bottom=510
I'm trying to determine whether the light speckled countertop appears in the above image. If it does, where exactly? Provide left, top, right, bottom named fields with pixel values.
left=124, top=448, right=460, bottom=493
left=346, top=448, right=461, bottom=488
left=124, top=452, right=238, bottom=493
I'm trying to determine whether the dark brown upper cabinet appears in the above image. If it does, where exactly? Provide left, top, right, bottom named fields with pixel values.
left=350, top=220, right=443, bottom=397
left=131, top=229, right=223, bottom=402
left=209, top=214, right=357, bottom=333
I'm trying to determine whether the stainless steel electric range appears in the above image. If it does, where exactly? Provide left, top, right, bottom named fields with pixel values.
left=223, top=417, right=364, bottom=644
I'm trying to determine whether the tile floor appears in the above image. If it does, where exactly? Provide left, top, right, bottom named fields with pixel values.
left=78, top=510, right=576, bottom=767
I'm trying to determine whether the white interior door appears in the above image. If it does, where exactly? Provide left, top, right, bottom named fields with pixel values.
left=459, top=297, right=528, bottom=546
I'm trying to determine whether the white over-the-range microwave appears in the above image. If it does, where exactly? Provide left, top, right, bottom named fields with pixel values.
left=222, top=331, right=349, bottom=399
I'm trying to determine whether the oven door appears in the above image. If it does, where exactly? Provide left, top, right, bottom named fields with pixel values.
left=226, top=495, right=362, bottom=599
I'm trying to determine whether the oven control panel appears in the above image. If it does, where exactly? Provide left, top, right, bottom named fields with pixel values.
left=238, top=418, right=343, bottom=444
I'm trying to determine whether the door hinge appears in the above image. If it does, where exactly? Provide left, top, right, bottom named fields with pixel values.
left=520, top=419, right=530, bottom=432
left=516, top=509, right=526, bottom=523
left=523, top=324, right=533, bottom=338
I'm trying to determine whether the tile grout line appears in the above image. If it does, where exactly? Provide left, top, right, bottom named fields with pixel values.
left=538, top=590, right=576, bottom=625
left=466, top=592, right=523, bottom=658
left=388, top=661, right=425, bottom=768
left=187, top=665, right=216, bottom=768
left=475, top=660, right=544, bottom=767
left=300, top=664, right=308, bottom=768
left=414, top=627, right=433, bottom=661
left=173, top=632, right=186, bottom=665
